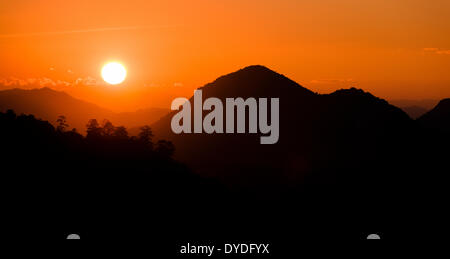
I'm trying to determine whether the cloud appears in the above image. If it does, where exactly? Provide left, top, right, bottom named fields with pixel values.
left=0, top=77, right=71, bottom=88
left=74, top=76, right=103, bottom=86
left=423, top=47, right=450, bottom=55
left=0, top=76, right=103, bottom=89
left=436, top=50, right=450, bottom=55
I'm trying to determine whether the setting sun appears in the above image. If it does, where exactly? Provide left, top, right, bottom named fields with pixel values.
left=101, top=62, right=127, bottom=85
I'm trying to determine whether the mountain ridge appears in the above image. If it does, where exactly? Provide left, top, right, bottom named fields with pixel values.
left=418, top=98, right=450, bottom=131
left=151, top=65, right=414, bottom=194
left=0, top=87, right=168, bottom=133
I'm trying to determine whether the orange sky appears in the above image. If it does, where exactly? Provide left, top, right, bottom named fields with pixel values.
left=1, top=0, right=450, bottom=111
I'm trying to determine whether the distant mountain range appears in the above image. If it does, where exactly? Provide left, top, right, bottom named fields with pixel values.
left=400, top=105, right=429, bottom=119
left=389, top=99, right=439, bottom=119
left=0, top=87, right=168, bottom=133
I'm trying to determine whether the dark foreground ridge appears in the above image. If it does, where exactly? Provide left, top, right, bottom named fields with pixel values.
left=0, top=65, right=448, bottom=247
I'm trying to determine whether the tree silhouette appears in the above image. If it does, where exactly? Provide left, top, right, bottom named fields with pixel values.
left=86, top=119, right=101, bottom=138
left=5, top=109, right=16, bottom=120
left=113, top=126, right=128, bottom=138
left=56, top=115, right=69, bottom=132
left=101, top=120, right=115, bottom=137
left=138, top=125, right=154, bottom=149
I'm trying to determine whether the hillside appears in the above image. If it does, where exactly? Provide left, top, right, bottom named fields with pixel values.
left=0, top=87, right=168, bottom=133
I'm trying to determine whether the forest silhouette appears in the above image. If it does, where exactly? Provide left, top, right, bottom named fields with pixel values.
left=0, top=109, right=227, bottom=242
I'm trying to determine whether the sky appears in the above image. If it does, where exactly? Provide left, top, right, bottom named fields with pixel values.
left=1, top=0, right=450, bottom=111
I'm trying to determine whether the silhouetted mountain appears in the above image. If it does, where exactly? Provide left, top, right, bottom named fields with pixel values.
left=153, top=66, right=412, bottom=185
left=413, top=99, right=450, bottom=227
left=153, top=65, right=318, bottom=171
left=0, top=87, right=168, bottom=132
left=151, top=65, right=426, bottom=237
left=401, top=105, right=429, bottom=119
left=418, top=98, right=450, bottom=131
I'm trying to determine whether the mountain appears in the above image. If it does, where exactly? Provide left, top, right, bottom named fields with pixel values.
left=417, top=98, right=450, bottom=131
left=0, top=87, right=168, bottom=133
left=114, top=108, right=169, bottom=134
left=390, top=99, right=439, bottom=119
left=150, top=65, right=429, bottom=234
left=401, top=105, right=429, bottom=119
left=152, top=65, right=415, bottom=198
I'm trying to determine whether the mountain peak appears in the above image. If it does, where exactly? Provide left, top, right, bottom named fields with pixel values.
left=418, top=98, right=450, bottom=130
left=215, top=65, right=294, bottom=82
left=436, top=98, right=450, bottom=108
left=329, top=87, right=382, bottom=101
left=198, top=65, right=315, bottom=98
left=237, top=65, right=275, bottom=73
left=212, top=65, right=284, bottom=82
left=422, top=98, right=450, bottom=117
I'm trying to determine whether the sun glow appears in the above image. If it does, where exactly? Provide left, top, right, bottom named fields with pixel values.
left=101, top=62, right=127, bottom=85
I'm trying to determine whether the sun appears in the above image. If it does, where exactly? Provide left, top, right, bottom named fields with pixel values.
left=101, top=62, right=127, bottom=85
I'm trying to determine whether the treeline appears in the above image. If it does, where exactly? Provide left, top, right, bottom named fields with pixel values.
left=0, top=109, right=185, bottom=193
left=53, top=114, right=175, bottom=158
left=0, top=109, right=227, bottom=240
